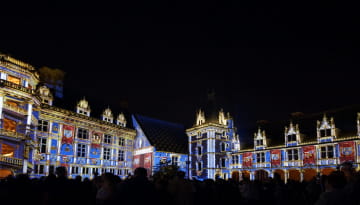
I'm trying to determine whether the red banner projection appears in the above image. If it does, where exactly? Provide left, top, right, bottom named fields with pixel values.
left=303, top=146, right=316, bottom=165
left=62, top=125, right=74, bottom=144
left=91, top=132, right=102, bottom=148
left=242, top=152, right=252, bottom=168
left=133, top=153, right=153, bottom=176
left=271, top=149, right=281, bottom=167
left=339, top=141, right=355, bottom=163
left=144, top=153, right=153, bottom=176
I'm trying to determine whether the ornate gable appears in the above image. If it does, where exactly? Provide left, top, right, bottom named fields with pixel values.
left=317, top=113, right=336, bottom=142
left=76, top=97, right=90, bottom=116
left=285, top=121, right=301, bottom=146
left=254, top=128, right=267, bottom=150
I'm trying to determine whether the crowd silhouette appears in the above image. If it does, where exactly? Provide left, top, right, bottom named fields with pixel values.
left=1, top=162, right=360, bottom=205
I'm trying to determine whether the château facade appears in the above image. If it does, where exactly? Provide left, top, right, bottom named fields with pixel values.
left=1, top=53, right=360, bottom=183
left=0, top=54, right=136, bottom=178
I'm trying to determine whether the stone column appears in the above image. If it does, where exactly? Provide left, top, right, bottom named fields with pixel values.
left=0, top=92, right=4, bottom=120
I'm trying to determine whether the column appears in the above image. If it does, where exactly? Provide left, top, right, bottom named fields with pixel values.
left=284, top=170, right=288, bottom=184
left=0, top=92, right=4, bottom=120
left=250, top=171, right=255, bottom=181
left=300, top=171, right=304, bottom=182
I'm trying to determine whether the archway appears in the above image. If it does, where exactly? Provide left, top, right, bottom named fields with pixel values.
left=0, top=169, right=13, bottom=179
left=303, top=169, right=317, bottom=182
left=273, top=169, right=285, bottom=181
left=231, top=171, right=240, bottom=181
left=255, top=170, right=269, bottom=181
left=241, top=170, right=250, bottom=181
left=321, top=167, right=336, bottom=176
left=288, top=169, right=301, bottom=182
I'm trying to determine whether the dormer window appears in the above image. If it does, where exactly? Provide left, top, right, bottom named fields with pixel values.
left=76, top=98, right=90, bottom=116
left=102, top=107, right=113, bottom=123
left=256, top=139, right=263, bottom=146
left=320, top=129, right=331, bottom=137
left=287, top=134, right=297, bottom=142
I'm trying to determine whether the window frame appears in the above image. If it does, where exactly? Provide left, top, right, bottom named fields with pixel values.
left=77, top=128, right=89, bottom=139
left=77, top=143, right=87, bottom=157
left=103, top=147, right=111, bottom=160
left=38, top=120, right=49, bottom=132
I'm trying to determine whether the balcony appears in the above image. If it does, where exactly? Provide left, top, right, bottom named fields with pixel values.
left=3, top=103, right=28, bottom=115
left=0, top=155, right=23, bottom=166
left=0, top=79, right=33, bottom=94
left=0, top=128, right=26, bottom=140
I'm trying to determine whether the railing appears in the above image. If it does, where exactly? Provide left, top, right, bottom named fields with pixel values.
left=0, top=128, right=26, bottom=140
left=3, top=103, right=28, bottom=115
left=0, top=79, right=33, bottom=94
left=0, top=155, right=23, bottom=166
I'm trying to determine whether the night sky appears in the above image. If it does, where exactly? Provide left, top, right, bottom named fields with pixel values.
left=1, top=1, right=359, bottom=137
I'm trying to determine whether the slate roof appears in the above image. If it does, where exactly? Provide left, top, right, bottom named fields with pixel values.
left=239, top=104, right=360, bottom=149
left=133, top=114, right=188, bottom=154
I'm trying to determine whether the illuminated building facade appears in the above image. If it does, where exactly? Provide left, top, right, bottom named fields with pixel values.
left=0, top=54, right=136, bottom=178
left=229, top=112, right=360, bottom=182
left=187, top=95, right=360, bottom=182
left=132, top=114, right=188, bottom=177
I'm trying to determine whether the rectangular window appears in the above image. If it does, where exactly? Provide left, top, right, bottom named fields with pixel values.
left=77, top=128, right=88, bottom=139
left=197, top=162, right=202, bottom=171
left=256, top=152, right=265, bottom=163
left=77, top=143, right=87, bottom=157
left=118, top=150, right=124, bottom=161
left=49, top=165, right=55, bottom=174
left=197, top=146, right=202, bottom=155
left=321, top=145, right=334, bottom=159
left=104, top=134, right=112, bottom=144
left=34, top=164, right=45, bottom=174
left=221, top=158, right=226, bottom=167
left=38, top=137, right=47, bottom=153
left=171, top=156, right=179, bottom=166
left=82, top=167, right=89, bottom=175
left=287, top=149, right=299, bottom=160
left=92, top=168, right=99, bottom=175
left=119, top=137, right=125, bottom=146
left=72, top=166, right=79, bottom=174
left=103, top=147, right=111, bottom=160
left=38, top=120, right=49, bottom=132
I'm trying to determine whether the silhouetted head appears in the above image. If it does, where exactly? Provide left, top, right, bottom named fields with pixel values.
left=134, top=167, right=147, bottom=178
left=55, top=166, right=68, bottom=178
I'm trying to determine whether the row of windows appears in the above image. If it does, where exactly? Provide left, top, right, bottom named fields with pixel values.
left=230, top=145, right=336, bottom=163
left=38, top=138, right=126, bottom=161
left=34, top=164, right=130, bottom=176
left=38, top=121, right=127, bottom=145
left=77, top=145, right=125, bottom=161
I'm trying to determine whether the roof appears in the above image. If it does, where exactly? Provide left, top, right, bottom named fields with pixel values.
left=132, top=114, right=188, bottom=154
left=239, top=104, right=360, bottom=149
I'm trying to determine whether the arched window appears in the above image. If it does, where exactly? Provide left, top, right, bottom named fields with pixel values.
left=197, top=162, right=202, bottom=171
left=197, top=146, right=202, bottom=155
left=221, top=143, right=226, bottom=152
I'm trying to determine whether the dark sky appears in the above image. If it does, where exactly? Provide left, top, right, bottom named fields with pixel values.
left=1, top=0, right=359, bottom=135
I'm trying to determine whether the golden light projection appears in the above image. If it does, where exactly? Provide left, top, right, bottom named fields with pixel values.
left=7, top=75, right=20, bottom=85
left=1, top=143, right=15, bottom=157
left=3, top=118, right=16, bottom=132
